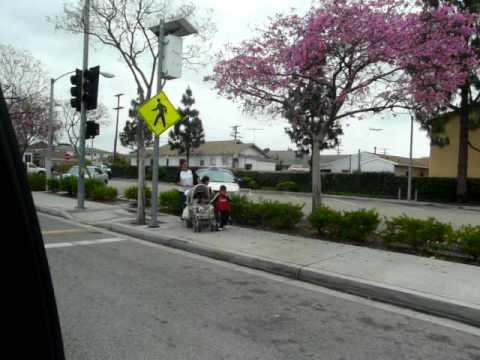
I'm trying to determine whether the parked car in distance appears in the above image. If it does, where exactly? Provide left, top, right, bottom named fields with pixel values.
left=196, top=167, right=240, bottom=195
left=95, top=163, right=112, bottom=179
left=25, top=162, right=46, bottom=175
left=64, top=165, right=109, bottom=184
left=287, top=164, right=310, bottom=172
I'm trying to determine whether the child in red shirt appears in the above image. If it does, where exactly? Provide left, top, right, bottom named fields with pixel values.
left=213, top=185, right=231, bottom=230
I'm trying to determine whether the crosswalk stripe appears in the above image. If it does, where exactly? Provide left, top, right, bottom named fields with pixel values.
left=44, top=238, right=126, bottom=249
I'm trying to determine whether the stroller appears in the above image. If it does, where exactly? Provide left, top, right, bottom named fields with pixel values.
left=183, top=184, right=218, bottom=233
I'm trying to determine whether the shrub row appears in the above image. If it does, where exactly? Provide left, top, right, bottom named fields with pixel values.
left=123, top=185, right=152, bottom=205
left=308, top=207, right=480, bottom=260
left=28, top=173, right=46, bottom=191
left=230, top=196, right=303, bottom=230
left=159, top=189, right=183, bottom=215
left=41, top=176, right=117, bottom=202
left=308, top=207, right=380, bottom=242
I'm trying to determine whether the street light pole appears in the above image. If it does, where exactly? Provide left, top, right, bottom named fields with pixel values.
left=77, top=0, right=90, bottom=209
left=407, top=114, right=414, bottom=201
left=113, top=93, right=124, bottom=163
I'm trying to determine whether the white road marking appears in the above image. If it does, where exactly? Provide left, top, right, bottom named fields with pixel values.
left=45, top=237, right=126, bottom=249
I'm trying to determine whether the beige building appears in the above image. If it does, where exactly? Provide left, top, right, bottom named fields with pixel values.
left=429, top=112, right=480, bottom=178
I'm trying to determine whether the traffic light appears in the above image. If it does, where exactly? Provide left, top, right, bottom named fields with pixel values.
left=83, top=65, right=100, bottom=110
left=70, top=69, right=82, bottom=111
left=86, top=121, right=99, bottom=139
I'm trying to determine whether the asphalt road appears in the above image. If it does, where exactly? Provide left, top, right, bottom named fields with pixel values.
left=110, top=178, right=480, bottom=227
left=39, top=213, right=480, bottom=360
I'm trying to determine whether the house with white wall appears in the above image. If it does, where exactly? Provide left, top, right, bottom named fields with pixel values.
left=320, top=151, right=429, bottom=177
left=130, top=140, right=276, bottom=171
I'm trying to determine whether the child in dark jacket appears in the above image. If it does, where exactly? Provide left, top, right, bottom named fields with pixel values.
left=213, top=185, right=231, bottom=230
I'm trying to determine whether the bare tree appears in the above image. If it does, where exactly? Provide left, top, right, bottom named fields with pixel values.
left=59, top=101, right=109, bottom=155
left=50, top=0, right=216, bottom=224
left=0, top=44, right=52, bottom=157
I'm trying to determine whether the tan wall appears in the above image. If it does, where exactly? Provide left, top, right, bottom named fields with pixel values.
left=394, top=166, right=428, bottom=177
left=429, top=116, right=480, bottom=178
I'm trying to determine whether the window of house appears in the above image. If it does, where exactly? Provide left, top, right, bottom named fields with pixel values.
left=24, top=154, right=32, bottom=163
left=245, top=163, right=252, bottom=170
left=166, top=158, right=169, bottom=166
left=210, top=157, right=216, bottom=166
left=200, top=160, right=205, bottom=166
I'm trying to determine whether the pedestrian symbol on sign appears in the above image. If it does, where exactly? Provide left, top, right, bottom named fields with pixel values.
left=153, top=98, right=167, bottom=128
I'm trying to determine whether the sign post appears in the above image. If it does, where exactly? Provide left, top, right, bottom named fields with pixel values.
left=137, top=90, right=181, bottom=227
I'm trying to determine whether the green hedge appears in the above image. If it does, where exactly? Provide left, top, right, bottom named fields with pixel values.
left=47, top=178, right=61, bottom=192
left=308, top=207, right=379, bottom=242
left=230, top=196, right=303, bottom=230
left=382, top=215, right=455, bottom=250
left=28, top=173, right=46, bottom=191
left=124, top=185, right=152, bottom=206
left=159, top=189, right=183, bottom=215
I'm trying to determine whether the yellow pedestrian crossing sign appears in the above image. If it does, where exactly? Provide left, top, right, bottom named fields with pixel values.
left=137, top=91, right=181, bottom=136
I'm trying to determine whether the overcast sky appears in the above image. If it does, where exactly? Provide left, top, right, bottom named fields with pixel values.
left=0, top=0, right=431, bottom=158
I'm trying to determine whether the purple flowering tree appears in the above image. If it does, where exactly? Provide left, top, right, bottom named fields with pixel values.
left=207, top=0, right=475, bottom=210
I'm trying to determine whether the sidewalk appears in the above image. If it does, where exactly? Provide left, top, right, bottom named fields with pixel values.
left=33, top=192, right=480, bottom=327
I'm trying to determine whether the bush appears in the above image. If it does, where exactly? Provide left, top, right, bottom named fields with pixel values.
left=60, top=176, right=77, bottom=196
left=259, top=201, right=304, bottom=229
left=340, top=209, right=380, bottom=242
left=89, top=186, right=118, bottom=201
left=230, top=196, right=303, bottom=230
left=47, top=178, right=61, bottom=192
left=124, top=185, right=152, bottom=206
left=276, top=181, right=299, bottom=192
left=230, top=196, right=262, bottom=226
left=382, top=215, right=454, bottom=249
left=27, top=173, right=46, bottom=191
left=85, top=178, right=106, bottom=198
left=455, top=225, right=480, bottom=260
left=308, top=207, right=343, bottom=237
left=159, top=189, right=183, bottom=215
left=241, top=176, right=259, bottom=189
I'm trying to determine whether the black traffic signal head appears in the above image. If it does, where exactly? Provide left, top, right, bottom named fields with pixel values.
left=83, top=66, right=100, bottom=111
left=86, top=121, right=100, bottom=139
left=70, top=69, right=82, bottom=112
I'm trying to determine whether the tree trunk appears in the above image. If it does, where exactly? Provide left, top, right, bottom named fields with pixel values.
left=311, top=132, right=323, bottom=211
left=457, top=85, right=469, bottom=202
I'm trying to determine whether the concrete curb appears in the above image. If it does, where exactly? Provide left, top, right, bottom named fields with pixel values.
left=98, top=222, right=480, bottom=328
left=36, top=206, right=73, bottom=220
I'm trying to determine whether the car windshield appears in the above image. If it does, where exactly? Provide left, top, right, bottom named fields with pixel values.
left=197, top=169, right=235, bottom=183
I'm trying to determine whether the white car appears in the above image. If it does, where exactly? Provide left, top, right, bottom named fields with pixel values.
left=26, top=162, right=46, bottom=175
left=195, top=168, right=240, bottom=195
left=64, top=165, right=109, bottom=184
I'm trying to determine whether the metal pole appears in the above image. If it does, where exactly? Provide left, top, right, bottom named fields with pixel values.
left=150, top=19, right=165, bottom=228
left=46, top=78, right=55, bottom=190
left=407, top=114, right=414, bottom=201
left=77, top=0, right=90, bottom=209
left=113, top=93, right=124, bottom=163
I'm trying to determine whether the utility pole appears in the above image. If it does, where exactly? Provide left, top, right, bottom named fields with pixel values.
left=231, top=125, right=242, bottom=142
left=407, top=114, right=414, bottom=201
left=112, top=93, right=124, bottom=163
left=77, top=0, right=90, bottom=209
